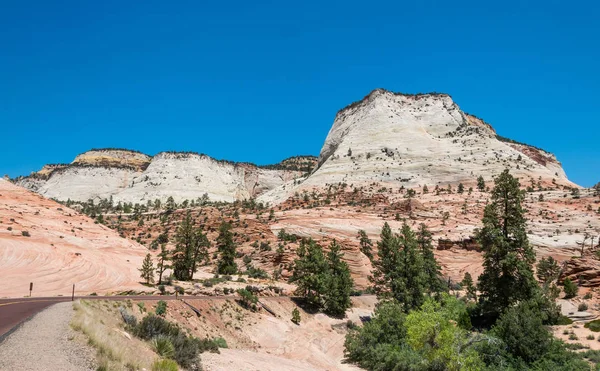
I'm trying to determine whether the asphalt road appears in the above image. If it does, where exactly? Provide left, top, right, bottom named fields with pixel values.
left=0, top=295, right=193, bottom=341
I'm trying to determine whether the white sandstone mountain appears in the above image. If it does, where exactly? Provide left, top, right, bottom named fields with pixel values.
left=16, top=149, right=312, bottom=203
left=17, top=89, right=575, bottom=204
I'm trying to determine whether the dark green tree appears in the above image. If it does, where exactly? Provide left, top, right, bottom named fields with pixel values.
left=172, top=211, right=195, bottom=280
left=216, top=221, right=238, bottom=275
left=139, top=253, right=155, bottom=284
left=476, top=170, right=537, bottom=317
left=357, top=230, right=373, bottom=260
left=536, top=256, right=560, bottom=284
left=416, top=223, right=446, bottom=296
left=370, top=222, right=427, bottom=312
left=477, top=175, right=486, bottom=192
left=323, top=240, right=354, bottom=317
left=289, top=239, right=329, bottom=309
left=461, top=272, right=477, bottom=301
left=156, top=244, right=170, bottom=285
left=291, top=307, right=301, bottom=324
left=457, top=182, right=465, bottom=194
left=563, top=277, right=578, bottom=298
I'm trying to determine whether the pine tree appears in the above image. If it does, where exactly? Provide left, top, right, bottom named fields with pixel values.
left=323, top=240, right=354, bottom=317
left=289, top=239, right=329, bottom=309
left=536, top=256, right=560, bottom=284
left=189, top=228, right=210, bottom=280
left=165, top=196, right=176, bottom=212
left=370, top=222, right=427, bottom=312
left=156, top=244, right=170, bottom=285
left=172, top=211, right=195, bottom=280
left=216, top=221, right=238, bottom=275
left=477, top=169, right=537, bottom=317
left=457, top=183, right=465, bottom=194
left=357, top=230, right=373, bottom=260
left=139, top=253, right=155, bottom=284
left=416, top=224, right=445, bottom=296
left=461, top=272, right=477, bottom=301
left=477, top=176, right=486, bottom=192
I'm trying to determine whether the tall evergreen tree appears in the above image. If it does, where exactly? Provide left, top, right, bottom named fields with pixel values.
left=172, top=211, right=195, bottom=280
left=416, top=223, right=445, bottom=296
left=289, top=239, right=329, bottom=308
left=357, top=230, right=373, bottom=260
left=324, top=240, right=354, bottom=317
left=216, top=221, right=238, bottom=275
left=189, top=228, right=210, bottom=280
left=477, top=176, right=486, bottom=192
left=370, top=222, right=427, bottom=312
left=156, top=244, right=170, bottom=285
left=476, top=169, right=537, bottom=317
left=139, top=253, right=155, bottom=284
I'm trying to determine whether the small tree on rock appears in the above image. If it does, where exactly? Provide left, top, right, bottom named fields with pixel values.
left=139, top=253, right=155, bottom=284
left=291, top=307, right=301, bottom=325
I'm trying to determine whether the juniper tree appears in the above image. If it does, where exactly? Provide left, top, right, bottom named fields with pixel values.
left=476, top=169, right=537, bottom=317
left=216, top=221, right=238, bottom=275
left=139, top=253, right=155, bottom=284
left=457, top=183, right=465, bottom=194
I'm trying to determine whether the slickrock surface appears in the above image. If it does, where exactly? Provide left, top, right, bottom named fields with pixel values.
left=0, top=179, right=148, bottom=297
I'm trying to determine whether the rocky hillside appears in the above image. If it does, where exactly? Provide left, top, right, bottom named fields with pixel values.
left=0, top=178, right=148, bottom=297
left=16, top=149, right=305, bottom=203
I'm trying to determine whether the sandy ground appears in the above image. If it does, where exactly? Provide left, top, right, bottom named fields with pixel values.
left=0, top=302, right=95, bottom=370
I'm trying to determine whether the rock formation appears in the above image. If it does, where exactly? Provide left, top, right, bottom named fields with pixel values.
left=0, top=178, right=148, bottom=297
left=16, top=149, right=315, bottom=203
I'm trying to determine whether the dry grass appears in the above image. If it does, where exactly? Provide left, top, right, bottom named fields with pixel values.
left=71, top=300, right=157, bottom=370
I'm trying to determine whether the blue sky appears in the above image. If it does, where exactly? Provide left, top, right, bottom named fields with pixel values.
left=1, top=1, right=598, bottom=186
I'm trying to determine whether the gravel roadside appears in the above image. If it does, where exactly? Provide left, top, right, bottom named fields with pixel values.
left=0, top=301, right=96, bottom=371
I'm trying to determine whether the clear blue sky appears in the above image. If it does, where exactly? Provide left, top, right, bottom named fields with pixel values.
left=1, top=1, right=598, bottom=186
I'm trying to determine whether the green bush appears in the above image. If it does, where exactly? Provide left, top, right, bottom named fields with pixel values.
left=151, top=335, right=175, bottom=358
left=151, top=359, right=178, bottom=371
left=578, top=303, right=588, bottom=311
left=155, top=300, right=167, bottom=316
left=563, top=278, right=578, bottom=298
left=585, top=320, right=600, bottom=332
left=212, top=337, right=228, bottom=348
left=236, top=288, right=258, bottom=311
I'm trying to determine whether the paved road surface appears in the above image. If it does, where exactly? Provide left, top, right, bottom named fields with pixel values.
left=0, top=295, right=194, bottom=341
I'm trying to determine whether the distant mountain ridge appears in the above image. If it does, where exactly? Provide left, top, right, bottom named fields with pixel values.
left=16, top=89, right=575, bottom=204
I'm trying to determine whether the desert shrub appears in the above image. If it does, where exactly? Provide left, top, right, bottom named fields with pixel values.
left=158, top=285, right=166, bottom=295
left=569, top=333, right=579, bottom=340
left=175, top=286, right=184, bottom=295
left=578, top=303, right=588, bottom=311
left=212, top=337, right=228, bottom=348
left=134, top=315, right=179, bottom=340
left=584, top=292, right=593, bottom=300
left=155, top=300, right=167, bottom=316
left=151, top=335, right=175, bottom=358
left=236, top=288, right=258, bottom=311
left=587, top=334, right=595, bottom=340
left=21, top=230, right=30, bottom=237
left=245, top=266, right=269, bottom=279
left=151, top=359, right=178, bottom=371
left=563, top=278, right=578, bottom=298
left=557, top=315, right=573, bottom=325
left=137, top=302, right=146, bottom=312
left=119, top=307, right=137, bottom=328
left=582, top=349, right=600, bottom=364
left=585, top=320, right=600, bottom=332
